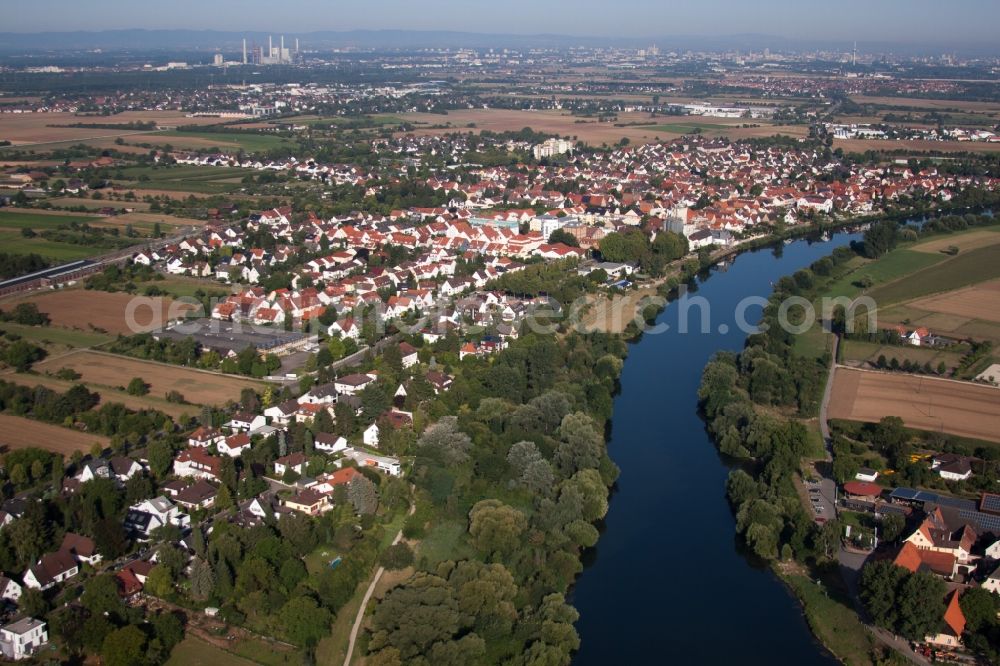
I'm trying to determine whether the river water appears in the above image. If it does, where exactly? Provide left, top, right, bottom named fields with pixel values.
left=571, top=230, right=863, bottom=665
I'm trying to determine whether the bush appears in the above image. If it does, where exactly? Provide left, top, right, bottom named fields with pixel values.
left=126, top=377, right=149, bottom=396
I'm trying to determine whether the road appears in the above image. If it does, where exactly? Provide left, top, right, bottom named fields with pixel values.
left=342, top=497, right=415, bottom=666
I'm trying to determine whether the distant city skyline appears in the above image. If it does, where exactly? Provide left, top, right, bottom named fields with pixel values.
left=5, top=0, right=1000, bottom=46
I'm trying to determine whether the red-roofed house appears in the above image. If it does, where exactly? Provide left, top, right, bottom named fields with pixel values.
left=926, top=590, right=965, bottom=648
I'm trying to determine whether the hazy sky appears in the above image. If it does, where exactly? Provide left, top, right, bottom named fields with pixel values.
left=6, top=0, right=999, bottom=44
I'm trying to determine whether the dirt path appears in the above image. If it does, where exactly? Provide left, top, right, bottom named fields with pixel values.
left=343, top=499, right=416, bottom=666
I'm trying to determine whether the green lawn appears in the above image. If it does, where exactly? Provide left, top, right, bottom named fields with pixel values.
left=866, top=244, right=1000, bottom=306
left=782, top=569, right=877, bottom=666
left=417, top=519, right=474, bottom=567
left=0, top=231, right=105, bottom=261
left=229, top=637, right=300, bottom=666
left=0, top=322, right=113, bottom=348
left=635, top=121, right=752, bottom=135
left=0, top=210, right=101, bottom=231
left=822, top=250, right=945, bottom=301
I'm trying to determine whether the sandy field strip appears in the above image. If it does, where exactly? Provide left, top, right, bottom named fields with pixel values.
left=828, top=367, right=1000, bottom=442
left=0, top=414, right=109, bottom=455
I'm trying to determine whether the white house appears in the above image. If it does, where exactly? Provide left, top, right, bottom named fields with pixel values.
left=274, top=452, right=308, bottom=477
left=399, top=342, right=419, bottom=369
left=334, top=373, right=376, bottom=395
left=264, top=400, right=299, bottom=426
left=187, top=426, right=224, bottom=448
left=23, top=551, right=78, bottom=591
left=124, top=496, right=190, bottom=538
left=0, top=577, right=21, bottom=604
left=0, top=618, right=48, bottom=661
left=218, top=433, right=252, bottom=457
left=855, top=468, right=879, bottom=483
left=983, top=565, right=1000, bottom=594
left=226, top=412, right=267, bottom=433
left=340, top=447, right=402, bottom=477
left=315, top=433, right=348, bottom=454
left=985, top=539, right=1000, bottom=561
left=60, top=533, right=101, bottom=566
left=173, top=449, right=221, bottom=480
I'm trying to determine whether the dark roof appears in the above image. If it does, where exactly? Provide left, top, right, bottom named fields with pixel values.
left=60, top=532, right=97, bottom=558
left=175, top=480, right=219, bottom=507
left=28, top=550, right=77, bottom=587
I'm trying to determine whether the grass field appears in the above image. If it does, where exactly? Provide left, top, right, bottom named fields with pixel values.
left=148, top=130, right=291, bottom=154
left=839, top=339, right=966, bottom=372
left=3, top=371, right=193, bottom=419
left=823, top=251, right=945, bottom=300
left=0, top=232, right=104, bottom=261
left=0, top=209, right=102, bottom=230
left=782, top=569, right=876, bottom=666
left=398, top=109, right=807, bottom=146
left=166, top=637, right=257, bottom=666
left=0, top=413, right=109, bottom=455
left=417, top=519, right=474, bottom=566
left=33, top=349, right=265, bottom=407
left=866, top=245, right=1000, bottom=306
left=0, top=111, right=223, bottom=147
left=910, top=227, right=1000, bottom=254
left=113, top=164, right=247, bottom=194
left=828, top=368, right=1000, bottom=443
left=0, top=322, right=113, bottom=348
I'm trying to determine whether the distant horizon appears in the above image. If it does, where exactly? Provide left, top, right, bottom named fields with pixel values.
left=5, top=0, right=1000, bottom=45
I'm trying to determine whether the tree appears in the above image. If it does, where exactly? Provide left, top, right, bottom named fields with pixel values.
left=82, top=574, right=125, bottom=621
left=279, top=596, right=332, bottom=647
left=348, top=475, right=379, bottom=515
left=860, top=560, right=907, bottom=629
left=960, top=587, right=998, bottom=634
left=417, top=416, right=471, bottom=466
left=102, top=625, right=147, bottom=666
left=379, top=543, right=415, bottom=570
left=897, top=572, right=946, bottom=640
left=879, top=512, right=905, bottom=543
left=468, top=499, right=527, bottom=556
left=554, top=412, right=603, bottom=476
left=369, top=573, right=462, bottom=659
left=190, top=557, right=215, bottom=600
left=548, top=229, right=579, bottom=247
left=126, top=377, right=149, bottom=396
left=145, top=564, right=174, bottom=597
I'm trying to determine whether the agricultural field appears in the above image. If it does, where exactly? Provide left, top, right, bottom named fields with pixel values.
left=0, top=111, right=223, bottom=147
left=0, top=209, right=103, bottom=230
left=397, top=109, right=806, bottom=146
left=114, top=164, right=248, bottom=195
left=0, top=413, right=109, bottom=455
left=0, top=209, right=112, bottom=261
left=908, top=279, right=1000, bottom=325
left=828, top=367, right=1000, bottom=443
left=866, top=244, right=1000, bottom=306
left=32, top=349, right=265, bottom=407
left=4, top=289, right=196, bottom=335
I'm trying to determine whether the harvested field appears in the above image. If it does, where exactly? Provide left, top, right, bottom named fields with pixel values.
left=0, top=414, right=108, bottom=455
left=4, top=290, right=197, bottom=336
left=828, top=367, right=1000, bottom=442
left=397, top=109, right=805, bottom=146
left=0, top=111, right=222, bottom=146
left=33, top=350, right=265, bottom=407
left=912, top=228, right=1000, bottom=254
left=909, top=279, right=1000, bottom=324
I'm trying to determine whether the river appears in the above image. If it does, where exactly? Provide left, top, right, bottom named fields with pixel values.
left=571, top=230, right=863, bottom=665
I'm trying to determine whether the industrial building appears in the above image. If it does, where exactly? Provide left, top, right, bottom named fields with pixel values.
left=242, top=36, right=299, bottom=65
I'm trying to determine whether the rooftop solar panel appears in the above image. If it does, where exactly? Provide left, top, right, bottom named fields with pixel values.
left=981, top=494, right=1000, bottom=513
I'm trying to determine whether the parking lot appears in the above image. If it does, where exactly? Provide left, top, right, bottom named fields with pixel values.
left=804, top=477, right=837, bottom=522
